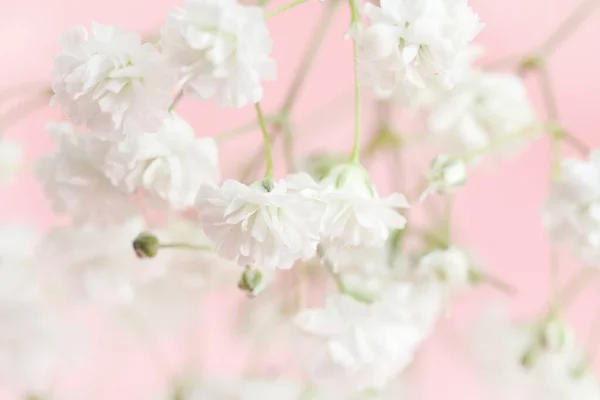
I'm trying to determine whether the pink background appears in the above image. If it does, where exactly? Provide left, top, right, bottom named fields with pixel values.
left=2, top=0, right=600, bottom=398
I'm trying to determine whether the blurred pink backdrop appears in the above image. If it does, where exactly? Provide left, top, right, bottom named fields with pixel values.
left=1, top=0, right=600, bottom=399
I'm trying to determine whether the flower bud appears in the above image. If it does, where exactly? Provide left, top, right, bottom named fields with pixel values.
left=325, top=163, right=374, bottom=197
left=421, top=154, right=467, bottom=200
left=133, top=232, right=160, bottom=259
left=537, top=316, right=575, bottom=353
left=300, top=153, right=345, bottom=181
left=238, top=267, right=267, bottom=297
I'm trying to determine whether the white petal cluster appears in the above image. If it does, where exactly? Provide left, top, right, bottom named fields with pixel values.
left=105, top=115, right=220, bottom=209
left=51, top=23, right=175, bottom=136
left=161, top=0, right=277, bottom=108
left=36, top=123, right=138, bottom=225
left=196, top=174, right=324, bottom=270
left=470, top=306, right=600, bottom=400
left=321, top=163, right=409, bottom=251
left=542, top=150, right=600, bottom=265
left=428, top=72, right=537, bottom=158
left=414, top=246, right=472, bottom=290
left=356, top=0, right=483, bottom=103
left=0, top=139, right=23, bottom=184
left=295, top=285, right=423, bottom=392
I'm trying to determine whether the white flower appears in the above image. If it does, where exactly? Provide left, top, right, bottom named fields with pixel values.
left=414, top=246, right=472, bottom=290
left=542, top=150, right=600, bottom=265
left=36, top=123, right=137, bottom=225
left=428, top=72, right=537, bottom=158
left=320, top=163, right=409, bottom=252
left=104, top=115, right=220, bottom=209
left=196, top=174, right=324, bottom=270
left=356, top=0, right=483, bottom=103
left=470, top=305, right=600, bottom=400
left=420, top=154, right=467, bottom=200
left=161, top=0, right=276, bottom=108
left=51, top=23, right=175, bottom=136
left=295, top=286, right=423, bottom=391
left=0, top=139, right=23, bottom=183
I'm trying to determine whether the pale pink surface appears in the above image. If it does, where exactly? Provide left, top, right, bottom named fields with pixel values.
left=1, top=0, right=600, bottom=399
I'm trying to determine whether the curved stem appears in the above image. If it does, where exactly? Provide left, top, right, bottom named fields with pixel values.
left=159, top=243, right=213, bottom=252
left=254, top=102, right=274, bottom=179
left=168, top=90, right=185, bottom=112
left=264, top=0, right=310, bottom=19
left=348, top=0, right=363, bottom=163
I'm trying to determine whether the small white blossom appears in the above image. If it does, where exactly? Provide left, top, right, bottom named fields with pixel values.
left=295, top=286, right=423, bottom=392
left=51, top=23, right=175, bottom=136
left=104, top=115, right=220, bottom=209
left=428, top=72, right=537, bottom=159
left=414, top=246, right=472, bottom=290
left=0, top=139, right=23, bottom=183
left=320, top=163, right=409, bottom=253
left=542, top=150, right=600, bottom=265
left=196, top=174, right=324, bottom=270
left=421, top=154, right=467, bottom=200
left=161, top=0, right=276, bottom=108
left=35, top=123, right=137, bottom=225
left=356, top=0, right=483, bottom=103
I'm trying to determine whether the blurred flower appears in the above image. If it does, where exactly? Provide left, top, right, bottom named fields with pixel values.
left=356, top=0, right=483, bottom=103
left=295, top=285, right=423, bottom=392
left=36, top=123, right=137, bottom=225
left=196, top=174, right=324, bottom=270
left=428, top=72, right=537, bottom=159
left=104, top=114, right=220, bottom=209
left=414, top=246, right=473, bottom=291
left=0, top=139, right=23, bottom=184
left=421, top=154, right=467, bottom=200
left=161, top=0, right=276, bottom=108
left=542, top=150, right=600, bottom=265
left=51, top=23, right=175, bottom=136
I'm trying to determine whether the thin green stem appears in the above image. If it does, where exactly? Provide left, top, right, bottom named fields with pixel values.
left=461, top=124, right=542, bottom=163
left=254, top=102, right=274, bottom=179
left=214, top=114, right=281, bottom=144
left=159, top=243, right=212, bottom=252
left=348, top=0, right=362, bottom=163
left=264, top=0, right=310, bottom=19
left=168, top=90, right=185, bottom=112
left=0, top=93, right=50, bottom=135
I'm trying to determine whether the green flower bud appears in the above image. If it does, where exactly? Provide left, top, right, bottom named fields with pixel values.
left=133, top=232, right=160, bottom=259
left=238, top=267, right=267, bottom=297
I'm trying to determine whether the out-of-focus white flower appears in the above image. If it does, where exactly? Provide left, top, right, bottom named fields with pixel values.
left=320, top=163, right=409, bottom=254
left=420, top=154, right=467, bottom=200
left=51, top=23, right=175, bottom=136
left=295, top=285, right=423, bottom=392
left=356, top=0, right=483, bottom=103
left=161, top=0, right=276, bottom=108
left=104, top=115, right=220, bottom=209
left=470, top=305, right=600, bottom=400
left=0, top=139, right=23, bottom=184
left=414, top=246, right=472, bottom=290
left=428, top=72, right=537, bottom=159
left=196, top=174, right=324, bottom=270
left=36, top=123, right=137, bottom=225
left=542, top=150, right=600, bottom=265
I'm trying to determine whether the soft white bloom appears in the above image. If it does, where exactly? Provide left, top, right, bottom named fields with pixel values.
left=414, top=246, right=472, bottom=290
left=196, top=174, right=324, bottom=270
left=51, top=23, right=175, bottom=136
left=356, top=0, right=483, bottom=103
left=470, top=305, right=600, bottom=400
left=320, top=163, right=409, bottom=253
left=104, top=115, right=220, bottom=209
left=36, top=123, right=137, bottom=225
left=295, top=286, right=423, bottom=391
left=0, top=139, right=23, bottom=183
left=428, top=72, right=537, bottom=158
left=542, top=150, right=600, bottom=265
left=161, top=0, right=276, bottom=108
left=420, top=154, right=467, bottom=200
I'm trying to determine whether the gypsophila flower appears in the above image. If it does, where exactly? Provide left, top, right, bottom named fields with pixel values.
left=51, top=23, right=175, bottom=136
left=428, top=71, right=537, bottom=159
left=542, top=150, right=600, bottom=265
left=356, top=0, right=483, bottom=103
left=196, top=173, right=324, bottom=270
left=421, top=154, right=467, bottom=200
left=0, top=139, right=23, bottom=184
left=295, top=285, right=423, bottom=392
left=104, top=114, right=220, bottom=209
left=320, top=163, right=409, bottom=254
left=161, top=0, right=276, bottom=108
left=35, top=123, right=137, bottom=225
left=414, top=246, right=472, bottom=290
